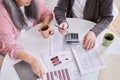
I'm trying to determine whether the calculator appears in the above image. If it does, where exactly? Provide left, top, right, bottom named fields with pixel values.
left=65, top=33, right=79, bottom=44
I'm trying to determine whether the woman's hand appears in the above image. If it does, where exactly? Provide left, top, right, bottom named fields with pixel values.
left=58, top=22, right=68, bottom=35
left=38, top=25, right=54, bottom=39
left=30, top=58, right=45, bottom=79
left=17, top=51, right=45, bottom=79
left=83, top=31, right=96, bottom=51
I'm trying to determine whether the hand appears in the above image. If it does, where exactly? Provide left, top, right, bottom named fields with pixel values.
left=30, top=58, right=45, bottom=79
left=38, top=25, right=54, bottom=39
left=58, top=22, right=68, bottom=35
left=83, top=31, right=96, bottom=51
left=17, top=51, right=45, bottom=79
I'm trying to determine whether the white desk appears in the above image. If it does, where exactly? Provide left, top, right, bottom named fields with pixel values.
left=1, top=18, right=120, bottom=80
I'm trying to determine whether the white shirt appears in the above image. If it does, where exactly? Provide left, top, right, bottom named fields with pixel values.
left=72, top=0, right=87, bottom=19
left=20, top=6, right=34, bottom=31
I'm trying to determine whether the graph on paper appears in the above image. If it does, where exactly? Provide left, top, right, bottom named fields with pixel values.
left=36, top=68, right=72, bottom=80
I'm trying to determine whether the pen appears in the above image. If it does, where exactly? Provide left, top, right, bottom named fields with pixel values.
left=54, top=24, right=65, bottom=30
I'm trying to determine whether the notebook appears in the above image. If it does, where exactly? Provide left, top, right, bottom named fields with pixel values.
left=14, top=61, right=38, bottom=80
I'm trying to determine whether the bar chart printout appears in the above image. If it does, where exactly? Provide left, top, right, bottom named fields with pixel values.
left=37, top=68, right=72, bottom=80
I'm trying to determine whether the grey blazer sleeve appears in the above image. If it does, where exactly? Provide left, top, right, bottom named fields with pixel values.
left=54, top=0, right=67, bottom=25
left=90, top=0, right=113, bottom=36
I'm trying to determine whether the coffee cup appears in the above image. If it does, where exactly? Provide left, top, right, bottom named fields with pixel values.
left=40, top=25, right=54, bottom=39
left=102, top=33, right=114, bottom=47
left=40, top=25, right=50, bottom=38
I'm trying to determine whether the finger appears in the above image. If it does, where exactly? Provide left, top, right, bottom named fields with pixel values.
left=40, top=70, right=45, bottom=79
left=38, top=64, right=45, bottom=77
left=85, top=39, right=91, bottom=51
left=88, top=39, right=96, bottom=50
left=63, top=23, right=68, bottom=29
left=59, top=24, right=68, bottom=30
left=62, top=25, right=67, bottom=30
left=83, top=36, right=89, bottom=49
left=59, top=28, right=67, bottom=35
left=87, top=40, right=92, bottom=50
left=89, top=41, right=93, bottom=50
left=58, top=27, right=65, bottom=30
left=89, top=39, right=96, bottom=50
left=60, top=28, right=67, bottom=33
left=36, top=67, right=42, bottom=78
left=91, top=40, right=96, bottom=49
left=32, top=67, right=40, bottom=78
left=32, top=66, right=42, bottom=79
left=59, top=24, right=64, bottom=29
left=38, top=68, right=45, bottom=79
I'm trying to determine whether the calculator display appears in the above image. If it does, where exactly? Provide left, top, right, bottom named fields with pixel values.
left=65, top=33, right=79, bottom=44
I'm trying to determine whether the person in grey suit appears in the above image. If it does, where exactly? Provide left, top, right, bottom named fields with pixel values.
left=54, top=0, right=113, bottom=50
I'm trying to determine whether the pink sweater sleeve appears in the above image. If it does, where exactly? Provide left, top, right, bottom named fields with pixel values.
left=0, top=0, right=52, bottom=59
left=36, top=0, right=53, bottom=22
left=0, top=6, right=23, bottom=60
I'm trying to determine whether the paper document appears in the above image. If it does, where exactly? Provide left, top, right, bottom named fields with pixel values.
left=49, top=33, right=101, bottom=80
left=40, top=52, right=73, bottom=68
left=50, top=33, right=70, bottom=55
left=71, top=44, right=106, bottom=75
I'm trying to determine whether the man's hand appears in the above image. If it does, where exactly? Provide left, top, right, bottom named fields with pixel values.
left=83, top=31, right=96, bottom=50
left=58, top=22, right=68, bottom=35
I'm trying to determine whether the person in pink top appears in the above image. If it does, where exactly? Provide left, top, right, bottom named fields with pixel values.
left=0, top=0, right=54, bottom=78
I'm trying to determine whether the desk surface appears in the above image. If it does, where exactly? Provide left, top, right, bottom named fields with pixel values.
left=1, top=18, right=120, bottom=80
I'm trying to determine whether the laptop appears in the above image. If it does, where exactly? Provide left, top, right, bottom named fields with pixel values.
left=14, top=61, right=39, bottom=80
